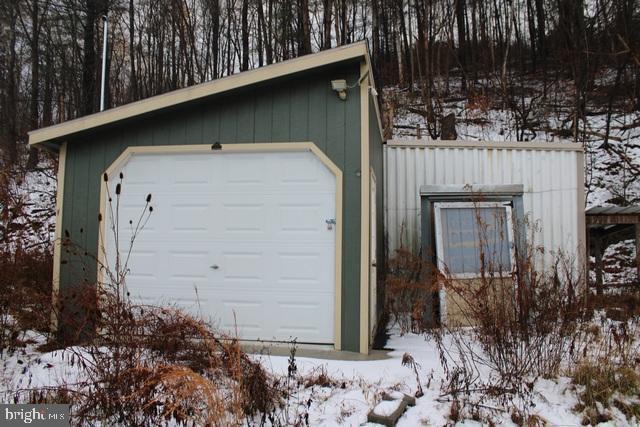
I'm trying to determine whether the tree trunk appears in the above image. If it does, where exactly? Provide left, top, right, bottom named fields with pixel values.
left=256, top=0, right=264, bottom=66
left=27, top=0, right=42, bottom=169
left=81, top=0, right=100, bottom=115
left=456, top=0, right=467, bottom=91
left=298, top=0, right=312, bottom=55
left=212, top=0, right=220, bottom=77
left=5, top=4, right=19, bottom=163
left=241, top=0, right=249, bottom=70
left=534, top=0, right=545, bottom=62
left=322, top=0, right=332, bottom=50
left=129, top=0, right=137, bottom=100
left=526, top=0, right=537, bottom=71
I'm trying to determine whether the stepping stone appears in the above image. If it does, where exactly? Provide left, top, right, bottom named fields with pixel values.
left=382, top=391, right=416, bottom=407
left=367, top=392, right=416, bottom=426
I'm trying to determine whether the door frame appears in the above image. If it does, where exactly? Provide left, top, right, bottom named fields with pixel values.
left=98, top=142, right=344, bottom=349
left=369, top=168, right=377, bottom=341
left=420, top=184, right=526, bottom=326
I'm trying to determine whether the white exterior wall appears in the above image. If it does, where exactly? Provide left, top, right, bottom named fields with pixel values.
left=384, top=140, right=586, bottom=269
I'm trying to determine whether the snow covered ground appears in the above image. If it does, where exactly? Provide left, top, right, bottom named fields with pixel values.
left=254, top=327, right=615, bottom=426
left=3, top=324, right=636, bottom=426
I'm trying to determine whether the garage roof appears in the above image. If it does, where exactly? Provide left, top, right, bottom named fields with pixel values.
left=29, top=42, right=377, bottom=148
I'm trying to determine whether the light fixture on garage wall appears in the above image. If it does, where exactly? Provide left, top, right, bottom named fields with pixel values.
left=331, top=71, right=371, bottom=101
left=331, top=80, right=348, bottom=100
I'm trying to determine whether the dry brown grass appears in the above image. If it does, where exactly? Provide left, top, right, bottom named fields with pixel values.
left=60, top=290, right=284, bottom=425
left=124, top=365, right=227, bottom=425
left=302, top=365, right=339, bottom=389
left=571, top=362, right=639, bottom=407
left=569, top=316, right=640, bottom=421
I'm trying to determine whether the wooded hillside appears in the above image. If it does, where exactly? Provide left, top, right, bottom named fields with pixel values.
left=0, top=0, right=638, bottom=165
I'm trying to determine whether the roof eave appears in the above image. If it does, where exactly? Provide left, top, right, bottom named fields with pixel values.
left=29, top=42, right=370, bottom=146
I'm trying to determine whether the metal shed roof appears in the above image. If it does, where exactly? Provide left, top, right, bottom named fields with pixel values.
left=586, top=206, right=640, bottom=215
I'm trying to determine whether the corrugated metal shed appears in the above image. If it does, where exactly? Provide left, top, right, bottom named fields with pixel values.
left=384, top=140, right=586, bottom=268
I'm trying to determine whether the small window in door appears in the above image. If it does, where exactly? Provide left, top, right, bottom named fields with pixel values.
left=434, top=202, right=514, bottom=278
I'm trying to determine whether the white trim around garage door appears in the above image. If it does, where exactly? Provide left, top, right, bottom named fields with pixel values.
left=97, top=142, right=344, bottom=350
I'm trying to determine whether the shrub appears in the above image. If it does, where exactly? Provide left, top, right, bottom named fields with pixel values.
left=429, top=209, right=589, bottom=414
left=0, top=248, right=53, bottom=352
left=0, top=162, right=56, bottom=352
left=385, top=246, right=435, bottom=334
left=65, top=295, right=283, bottom=425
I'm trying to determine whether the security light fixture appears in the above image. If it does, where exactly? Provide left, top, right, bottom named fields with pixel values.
left=331, top=79, right=348, bottom=100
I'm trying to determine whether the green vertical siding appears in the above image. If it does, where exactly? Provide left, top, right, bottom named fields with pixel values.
left=59, top=61, right=364, bottom=351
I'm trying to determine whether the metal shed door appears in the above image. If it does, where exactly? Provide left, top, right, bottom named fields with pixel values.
left=104, top=150, right=336, bottom=344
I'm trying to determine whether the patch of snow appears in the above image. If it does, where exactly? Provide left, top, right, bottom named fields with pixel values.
left=372, top=399, right=402, bottom=417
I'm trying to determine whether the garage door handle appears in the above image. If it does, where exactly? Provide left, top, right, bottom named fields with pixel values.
left=210, top=265, right=219, bottom=270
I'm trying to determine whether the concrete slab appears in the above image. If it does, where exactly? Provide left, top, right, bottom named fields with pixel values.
left=241, top=343, right=392, bottom=361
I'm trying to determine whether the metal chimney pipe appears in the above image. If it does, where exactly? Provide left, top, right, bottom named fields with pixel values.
left=100, top=15, right=108, bottom=112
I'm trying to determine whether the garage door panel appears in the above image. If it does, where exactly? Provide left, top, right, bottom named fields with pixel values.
left=106, top=150, right=336, bottom=344
left=220, top=252, right=265, bottom=282
left=212, top=243, right=334, bottom=291
left=171, top=156, right=213, bottom=185
left=209, top=292, right=334, bottom=343
left=168, top=250, right=211, bottom=280
left=116, top=250, right=157, bottom=277
left=223, top=154, right=269, bottom=185
left=222, top=203, right=267, bottom=234
left=131, top=294, right=202, bottom=312
left=274, top=293, right=334, bottom=342
left=215, top=298, right=265, bottom=336
left=279, top=204, right=323, bottom=233
left=170, top=204, right=210, bottom=232
left=277, top=195, right=335, bottom=239
left=278, top=152, right=323, bottom=181
left=121, top=155, right=167, bottom=187
left=278, top=252, right=322, bottom=282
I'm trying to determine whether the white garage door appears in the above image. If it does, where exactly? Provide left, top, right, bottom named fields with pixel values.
left=104, top=149, right=336, bottom=344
